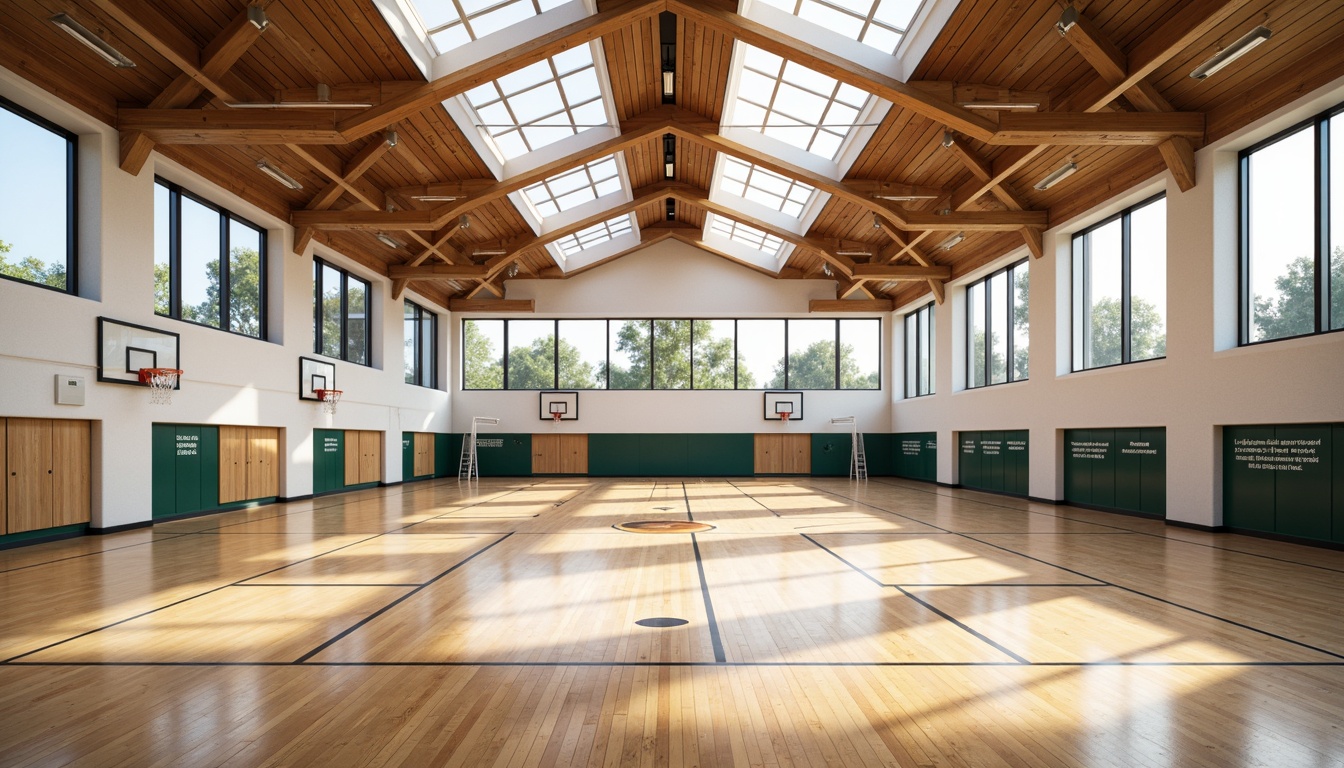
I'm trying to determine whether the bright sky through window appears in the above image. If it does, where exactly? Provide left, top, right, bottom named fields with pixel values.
left=730, top=45, right=872, bottom=161
left=717, top=157, right=818, bottom=218
left=459, top=46, right=608, bottom=161
left=411, top=0, right=569, bottom=54
left=708, top=214, right=786, bottom=257
left=754, top=0, right=926, bottom=54
left=555, top=214, right=634, bottom=257
left=521, top=156, right=622, bottom=218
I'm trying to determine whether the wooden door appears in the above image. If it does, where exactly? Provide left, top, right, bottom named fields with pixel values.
left=7, top=418, right=53, bottom=533
left=0, top=419, right=7, bottom=536
left=783, top=434, right=812, bottom=474
left=51, top=420, right=91, bottom=526
left=344, top=430, right=361, bottom=486
left=754, top=433, right=783, bottom=474
left=359, top=431, right=381, bottom=484
left=559, top=434, right=588, bottom=474
left=413, top=433, right=434, bottom=477
left=218, top=426, right=249, bottom=504
left=247, top=428, right=279, bottom=499
left=532, top=434, right=561, bottom=474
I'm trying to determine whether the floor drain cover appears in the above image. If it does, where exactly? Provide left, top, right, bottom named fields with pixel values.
left=615, top=520, right=715, bottom=533
left=636, top=617, right=689, bottom=628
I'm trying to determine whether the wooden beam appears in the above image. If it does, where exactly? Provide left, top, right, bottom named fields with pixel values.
left=391, top=278, right=410, bottom=301
left=852, top=264, right=952, bottom=280
left=908, top=82, right=1051, bottom=111
left=993, top=112, right=1204, bottom=145
left=388, top=264, right=489, bottom=279
left=448, top=299, right=535, bottom=312
left=928, top=279, right=946, bottom=305
left=838, top=278, right=877, bottom=299
left=809, top=299, right=893, bottom=313
left=117, top=108, right=345, bottom=144
left=1022, top=227, right=1043, bottom=260
left=337, top=0, right=664, bottom=139
left=903, top=211, right=1047, bottom=232
left=304, top=133, right=395, bottom=212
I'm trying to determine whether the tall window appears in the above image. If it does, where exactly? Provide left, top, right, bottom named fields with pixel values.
left=968, top=260, right=1030, bottom=387
left=314, top=258, right=369, bottom=365
left=1072, top=195, right=1165, bottom=370
left=1241, top=105, right=1344, bottom=343
left=0, top=98, right=75, bottom=293
left=904, top=303, right=934, bottom=398
left=154, top=178, right=266, bottom=338
left=404, top=300, right=437, bottom=388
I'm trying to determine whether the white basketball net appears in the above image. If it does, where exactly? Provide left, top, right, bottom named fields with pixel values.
left=142, top=369, right=181, bottom=405
left=317, top=389, right=342, bottom=415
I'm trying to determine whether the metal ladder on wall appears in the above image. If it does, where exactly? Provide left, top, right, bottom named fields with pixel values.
left=831, top=417, right=868, bottom=480
left=458, top=416, right=500, bottom=481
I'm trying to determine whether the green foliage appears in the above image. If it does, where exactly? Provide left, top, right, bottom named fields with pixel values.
left=154, top=261, right=171, bottom=316
left=463, top=321, right=503, bottom=389
left=1013, top=269, right=1030, bottom=380
left=1252, top=250, right=1344, bottom=339
left=155, top=248, right=262, bottom=336
left=691, top=320, right=751, bottom=389
left=772, top=339, right=874, bottom=389
left=0, top=239, right=67, bottom=290
left=607, top=320, right=757, bottom=389
left=1085, top=295, right=1165, bottom=366
left=507, top=334, right=558, bottom=389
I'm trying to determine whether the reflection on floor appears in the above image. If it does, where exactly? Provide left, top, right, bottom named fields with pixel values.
left=2, top=477, right=1341, bottom=766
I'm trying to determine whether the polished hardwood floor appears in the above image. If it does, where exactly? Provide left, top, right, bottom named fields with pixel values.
left=1, top=477, right=1342, bottom=766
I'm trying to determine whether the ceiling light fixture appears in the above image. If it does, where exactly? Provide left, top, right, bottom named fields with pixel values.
left=1190, top=26, right=1271, bottom=80
left=255, top=159, right=302, bottom=190
left=822, top=263, right=833, bottom=277
left=872, top=213, right=882, bottom=229
left=659, top=12, right=676, bottom=103
left=412, top=195, right=464, bottom=202
left=1034, top=161, right=1078, bottom=190
left=248, top=6, right=270, bottom=30
left=375, top=233, right=402, bottom=248
left=875, top=194, right=940, bottom=201
left=507, top=263, right=520, bottom=278
left=1056, top=6, right=1078, bottom=36
left=49, top=14, right=135, bottom=68
left=663, top=133, right=676, bottom=179
left=666, top=198, right=676, bottom=221
left=474, top=249, right=507, bottom=256
left=459, top=215, right=471, bottom=230
left=227, top=83, right=373, bottom=109
left=960, top=102, right=1041, bottom=110
left=385, top=130, right=398, bottom=148
left=836, top=249, right=872, bottom=257
left=939, top=232, right=965, bottom=251
left=941, top=131, right=955, bottom=148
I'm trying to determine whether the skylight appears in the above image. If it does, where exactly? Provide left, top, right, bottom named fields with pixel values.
left=753, top=0, right=927, bottom=54
left=717, top=157, right=819, bottom=219
left=554, top=214, right=634, bottom=257
left=707, top=215, right=786, bottom=258
left=729, top=45, right=872, bottom=161
left=411, top=0, right=569, bottom=54
left=520, top=156, right=622, bottom=219
left=458, top=46, right=609, bottom=162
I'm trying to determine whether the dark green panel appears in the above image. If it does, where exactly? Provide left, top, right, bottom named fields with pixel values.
left=151, top=424, right=177, bottom=519
left=862, top=434, right=892, bottom=477
left=436, top=433, right=464, bottom=478
left=1113, top=428, right=1144, bottom=513
left=401, top=433, right=414, bottom=480
left=1334, top=425, right=1344, bottom=543
left=1005, top=430, right=1028, bottom=496
left=1091, top=429, right=1116, bottom=508
left=476, top=433, right=532, bottom=476
left=1139, top=427, right=1166, bottom=517
left=313, top=429, right=343, bottom=495
left=922, top=434, right=938, bottom=482
left=589, top=434, right=642, bottom=476
left=1272, top=424, right=1332, bottom=541
left=688, top=434, right=754, bottom=476
left=198, top=426, right=219, bottom=509
left=639, top=434, right=689, bottom=476
left=811, top=433, right=851, bottom=476
left=894, top=433, right=920, bottom=478
left=1064, top=429, right=1090, bottom=505
left=1223, top=425, right=1278, bottom=532
left=173, top=425, right=203, bottom=515
left=981, top=431, right=1004, bottom=492
left=959, top=433, right=980, bottom=489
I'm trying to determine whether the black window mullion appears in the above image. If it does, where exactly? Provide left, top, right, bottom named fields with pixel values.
left=553, top=319, right=559, bottom=390
left=733, top=320, right=739, bottom=390
left=689, top=319, right=696, bottom=390
left=784, top=320, right=791, bottom=390
left=170, top=189, right=182, bottom=319
left=502, top=319, right=511, bottom=389
left=65, top=129, right=77, bottom=295
left=1239, top=155, right=1252, bottom=343
left=833, top=320, right=841, bottom=389
left=1006, top=268, right=1015, bottom=382
left=219, top=214, right=232, bottom=333
left=1121, top=212, right=1132, bottom=364
left=1316, top=118, right=1328, bottom=334
left=1082, top=235, right=1092, bottom=369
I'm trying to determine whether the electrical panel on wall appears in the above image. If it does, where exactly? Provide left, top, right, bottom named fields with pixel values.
left=55, top=374, right=86, bottom=406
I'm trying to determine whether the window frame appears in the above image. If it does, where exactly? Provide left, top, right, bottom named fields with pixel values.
left=904, top=302, right=935, bottom=398
left=404, top=299, right=438, bottom=389
left=154, top=176, right=268, bottom=339
left=313, top=256, right=372, bottom=366
left=1070, top=193, right=1166, bottom=371
left=967, top=258, right=1030, bottom=388
left=1238, top=102, right=1344, bottom=345
left=0, top=95, right=77, bottom=295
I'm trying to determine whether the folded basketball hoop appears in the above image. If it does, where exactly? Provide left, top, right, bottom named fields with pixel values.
left=314, top=388, right=342, bottom=415
left=139, top=368, right=182, bottom=405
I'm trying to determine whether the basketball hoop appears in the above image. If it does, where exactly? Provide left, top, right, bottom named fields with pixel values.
left=778, top=409, right=793, bottom=424
left=138, top=368, right=182, bottom=405
left=551, top=410, right=563, bottom=426
left=314, top=388, right=342, bottom=415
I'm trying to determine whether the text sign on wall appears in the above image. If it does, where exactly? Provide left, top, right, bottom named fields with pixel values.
left=1232, top=436, right=1324, bottom=472
left=477, top=438, right=504, bottom=448
left=324, top=436, right=339, bottom=453
left=175, top=432, right=200, bottom=456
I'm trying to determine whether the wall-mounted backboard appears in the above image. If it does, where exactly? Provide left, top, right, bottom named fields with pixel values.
left=539, top=391, right=579, bottom=420
left=764, top=391, right=803, bottom=420
left=97, top=317, right=181, bottom=387
left=299, top=357, right=337, bottom=400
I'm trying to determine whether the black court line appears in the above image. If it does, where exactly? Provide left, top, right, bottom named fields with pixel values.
left=892, top=583, right=1111, bottom=588
left=801, top=481, right=1344, bottom=662
left=293, top=532, right=514, bottom=663
left=0, top=532, right=197, bottom=575
left=864, top=477, right=1344, bottom=574
left=232, top=583, right=424, bottom=588
left=724, top=480, right=783, bottom=517
left=798, top=532, right=1031, bottom=664
left=682, top=482, right=727, bottom=664
left=16, top=659, right=1338, bottom=668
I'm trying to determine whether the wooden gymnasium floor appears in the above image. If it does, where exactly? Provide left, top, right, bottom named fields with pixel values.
left=1, top=477, right=1343, bottom=767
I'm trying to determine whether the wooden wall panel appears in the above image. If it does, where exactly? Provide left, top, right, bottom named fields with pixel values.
left=247, top=428, right=279, bottom=499
left=560, top=434, right=589, bottom=475
left=533, top=434, right=561, bottom=475
left=413, top=432, right=434, bottom=478
left=344, top=430, right=362, bottom=487
left=754, top=433, right=780, bottom=474
left=0, top=419, right=6, bottom=536
left=218, top=426, right=249, bottom=504
left=784, top=434, right=812, bottom=475
left=360, top=431, right=382, bottom=484
left=7, top=419, right=53, bottom=533
left=51, top=420, right=91, bottom=527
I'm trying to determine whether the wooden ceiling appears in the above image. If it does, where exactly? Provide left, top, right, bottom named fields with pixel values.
left=3, top=0, right=1342, bottom=310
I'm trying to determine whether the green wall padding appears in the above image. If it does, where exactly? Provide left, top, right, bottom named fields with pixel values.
left=1224, top=423, right=1339, bottom=542
left=811, top=433, right=852, bottom=476
left=434, top=433, right=463, bottom=477
left=959, top=430, right=1027, bottom=496
left=313, top=429, right=344, bottom=495
left=589, top=434, right=753, bottom=476
left=1224, top=425, right=1278, bottom=532
left=475, top=433, right=532, bottom=476
left=688, top=434, right=754, bottom=476
left=892, top=432, right=937, bottom=481
left=862, top=434, right=892, bottom=476
left=640, top=434, right=689, bottom=475
left=401, top=433, right=415, bottom=480
left=151, top=424, right=221, bottom=519
left=589, top=434, right=641, bottom=476
left=1064, top=428, right=1165, bottom=517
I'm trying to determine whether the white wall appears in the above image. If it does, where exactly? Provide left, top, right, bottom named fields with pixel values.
left=892, top=75, right=1344, bottom=527
left=0, top=66, right=451, bottom=530
left=454, top=240, right=893, bottom=434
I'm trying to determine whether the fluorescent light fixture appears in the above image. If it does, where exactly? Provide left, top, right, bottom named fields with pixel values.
left=666, top=199, right=676, bottom=221
left=663, top=134, right=676, bottom=180
left=375, top=233, right=402, bottom=248
left=961, top=102, right=1041, bottom=110
left=939, top=232, right=965, bottom=250
left=50, top=14, right=135, bottom=68
left=830, top=416, right=855, bottom=425
left=1056, top=6, right=1078, bottom=36
left=662, top=70, right=675, bottom=98
left=875, top=194, right=940, bottom=201
left=1034, top=161, right=1078, bottom=190
left=255, top=159, right=302, bottom=190
left=836, top=249, right=872, bottom=256
left=247, top=6, right=269, bottom=30
left=412, top=195, right=464, bottom=202
left=1190, top=26, right=1271, bottom=80
left=474, top=249, right=507, bottom=256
